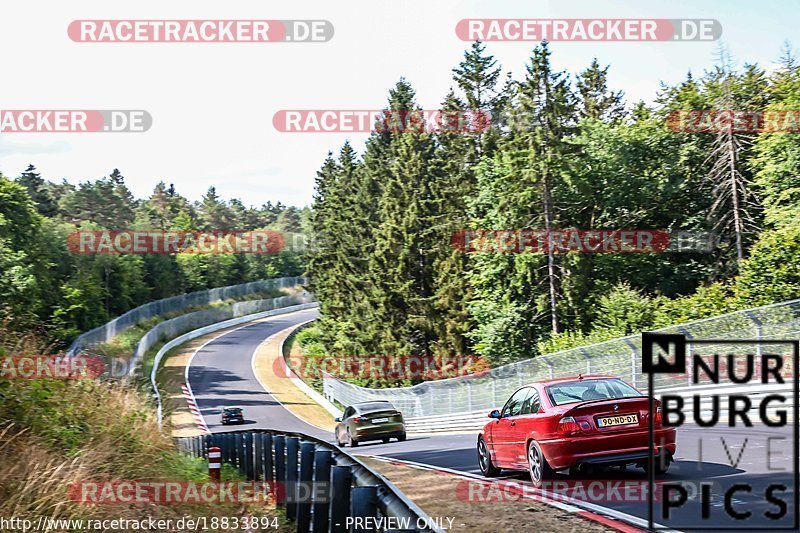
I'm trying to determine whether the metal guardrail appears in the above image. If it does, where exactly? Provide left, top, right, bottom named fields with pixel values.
left=121, top=291, right=315, bottom=380
left=322, top=298, right=800, bottom=424
left=68, top=276, right=307, bottom=356
left=176, top=430, right=442, bottom=533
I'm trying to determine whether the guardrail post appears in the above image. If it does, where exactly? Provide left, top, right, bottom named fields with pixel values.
left=208, top=446, right=221, bottom=483
left=264, top=433, right=274, bottom=487
left=219, top=434, right=228, bottom=462
left=313, top=449, right=332, bottom=533
left=254, top=433, right=264, bottom=481
left=244, top=431, right=256, bottom=480
left=330, top=465, right=352, bottom=533
left=234, top=433, right=244, bottom=469
left=274, top=435, right=286, bottom=505
left=350, top=486, right=378, bottom=532
left=296, top=442, right=315, bottom=532
left=225, top=434, right=236, bottom=464
left=286, top=437, right=300, bottom=521
left=245, top=431, right=258, bottom=480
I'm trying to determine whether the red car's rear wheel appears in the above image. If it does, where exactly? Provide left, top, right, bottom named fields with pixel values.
left=527, top=440, right=552, bottom=487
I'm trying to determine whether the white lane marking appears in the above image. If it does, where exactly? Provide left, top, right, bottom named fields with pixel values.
left=183, top=309, right=318, bottom=433
left=184, top=319, right=278, bottom=433
left=249, top=318, right=333, bottom=433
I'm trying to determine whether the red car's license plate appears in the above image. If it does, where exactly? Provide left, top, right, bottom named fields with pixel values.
left=597, top=414, right=638, bottom=427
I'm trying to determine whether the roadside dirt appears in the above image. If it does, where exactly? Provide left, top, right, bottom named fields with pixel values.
left=358, top=457, right=619, bottom=533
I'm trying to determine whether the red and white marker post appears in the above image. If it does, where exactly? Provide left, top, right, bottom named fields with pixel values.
left=208, top=446, right=221, bottom=483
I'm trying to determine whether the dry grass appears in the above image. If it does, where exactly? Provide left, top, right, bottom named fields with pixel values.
left=0, top=323, right=292, bottom=532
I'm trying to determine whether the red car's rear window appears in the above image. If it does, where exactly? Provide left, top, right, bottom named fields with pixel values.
left=546, top=379, right=641, bottom=406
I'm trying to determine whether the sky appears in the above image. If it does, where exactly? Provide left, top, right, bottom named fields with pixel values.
left=1, top=0, right=799, bottom=208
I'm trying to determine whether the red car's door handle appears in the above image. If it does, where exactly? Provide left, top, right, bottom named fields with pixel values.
left=510, top=421, right=516, bottom=426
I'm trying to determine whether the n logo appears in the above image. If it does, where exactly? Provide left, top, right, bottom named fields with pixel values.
left=642, top=333, right=686, bottom=374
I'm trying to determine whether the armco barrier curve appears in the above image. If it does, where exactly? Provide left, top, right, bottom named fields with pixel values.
left=120, top=291, right=315, bottom=380
left=176, top=429, right=442, bottom=533
left=68, top=276, right=307, bottom=356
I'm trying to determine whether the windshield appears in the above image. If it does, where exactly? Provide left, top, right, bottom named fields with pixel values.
left=546, top=379, right=642, bottom=406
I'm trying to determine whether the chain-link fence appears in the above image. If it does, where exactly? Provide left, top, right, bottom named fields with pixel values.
left=68, top=276, right=307, bottom=356
left=323, top=298, right=800, bottom=419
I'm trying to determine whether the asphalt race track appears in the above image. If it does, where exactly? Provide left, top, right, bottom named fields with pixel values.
left=187, top=310, right=797, bottom=531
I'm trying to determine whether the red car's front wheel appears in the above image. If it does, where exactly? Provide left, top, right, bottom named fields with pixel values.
left=527, top=440, right=552, bottom=487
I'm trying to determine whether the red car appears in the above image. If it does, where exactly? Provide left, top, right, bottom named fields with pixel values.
left=477, top=375, right=676, bottom=486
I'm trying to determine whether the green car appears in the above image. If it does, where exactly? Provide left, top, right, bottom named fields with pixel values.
left=335, top=401, right=406, bottom=447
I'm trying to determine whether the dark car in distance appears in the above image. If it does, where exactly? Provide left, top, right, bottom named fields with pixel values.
left=335, top=401, right=406, bottom=447
left=220, top=406, right=244, bottom=425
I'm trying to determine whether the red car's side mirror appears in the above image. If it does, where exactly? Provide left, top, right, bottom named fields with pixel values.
left=489, top=409, right=501, bottom=419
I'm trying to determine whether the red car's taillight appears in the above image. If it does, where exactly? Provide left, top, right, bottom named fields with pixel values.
left=557, top=416, right=581, bottom=434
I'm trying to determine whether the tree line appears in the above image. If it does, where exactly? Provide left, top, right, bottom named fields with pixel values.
left=0, top=167, right=308, bottom=344
left=309, top=41, right=800, bottom=375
